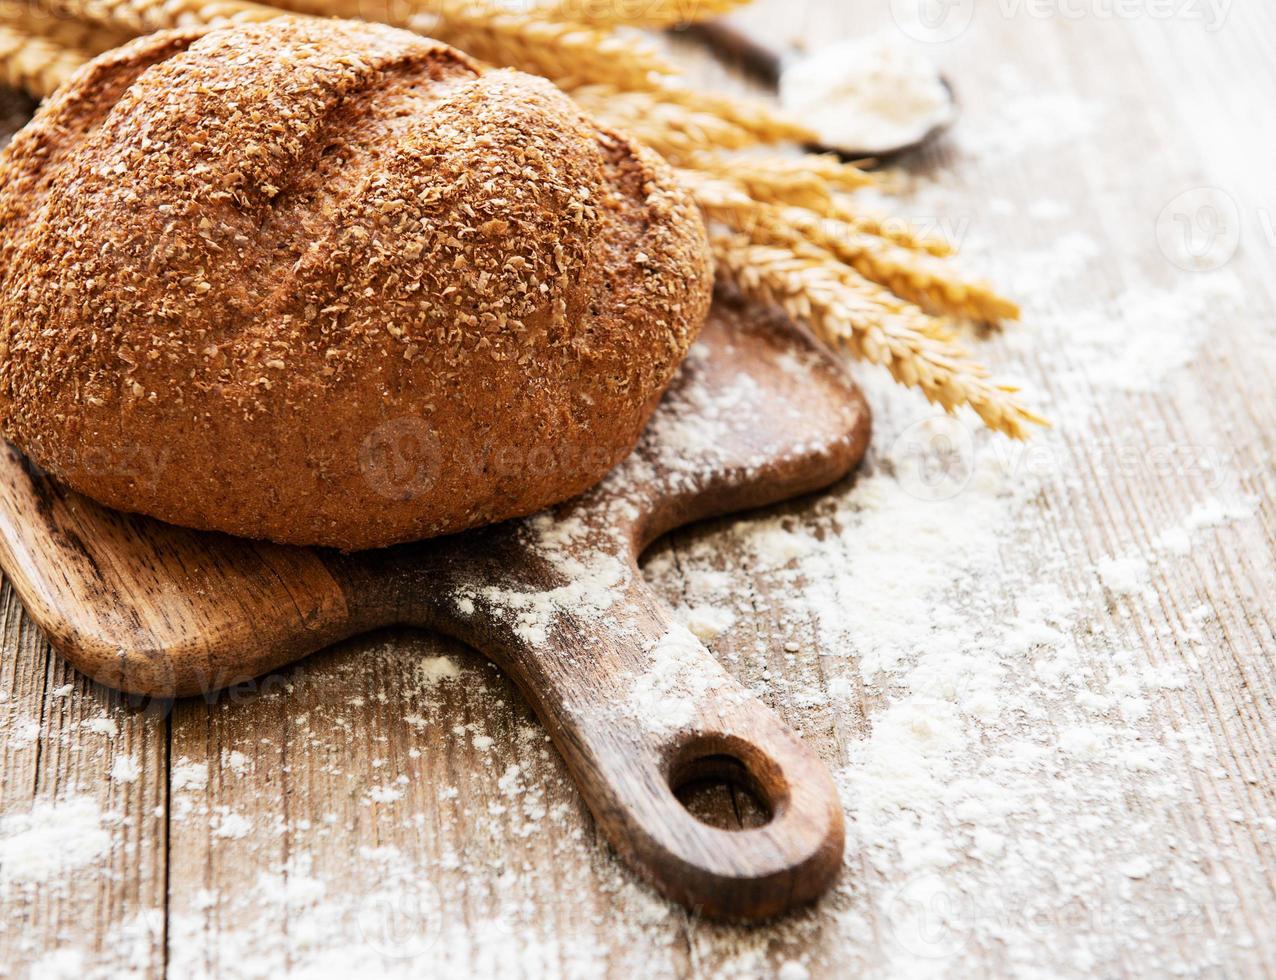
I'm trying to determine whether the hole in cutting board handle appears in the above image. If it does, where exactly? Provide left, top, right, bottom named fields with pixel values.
left=668, top=734, right=789, bottom=832
left=674, top=754, right=772, bottom=830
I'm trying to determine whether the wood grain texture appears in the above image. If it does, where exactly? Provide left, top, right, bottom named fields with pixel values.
left=2, top=1, right=1275, bottom=976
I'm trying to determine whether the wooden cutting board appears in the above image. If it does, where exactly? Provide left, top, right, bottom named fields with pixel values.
left=0, top=298, right=870, bottom=920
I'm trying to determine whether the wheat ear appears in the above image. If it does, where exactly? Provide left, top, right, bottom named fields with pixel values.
left=689, top=156, right=958, bottom=256
left=712, top=233, right=1044, bottom=438
left=0, top=21, right=89, bottom=96
left=253, top=0, right=674, bottom=89
left=533, top=0, right=753, bottom=28
left=688, top=174, right=1018, bottom=323
left=569, top=85, right=814, bottom=167
left=828, top=199, right=957, bottom=257
left=29, top=0, right=280, bottom=34
left=0, top=3, right=131, bottom=54
left=570, top=83, right=763, bottom=158
left=681, top=150, right=873, bottom=210
left=782, top=207, right=1019, bottom=322
left=651, top=84, right=813, bottom=146
left=423, top=7, right=672, bottom=89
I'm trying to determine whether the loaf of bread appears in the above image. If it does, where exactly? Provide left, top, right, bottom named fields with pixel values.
left=0, top=19, right=712, bottom=549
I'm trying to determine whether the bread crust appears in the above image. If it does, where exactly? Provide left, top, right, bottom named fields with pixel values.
left=0, top=19, right=712, bottom=549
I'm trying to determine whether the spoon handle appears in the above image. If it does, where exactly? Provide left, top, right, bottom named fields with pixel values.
left=681, top=20, right=786, bottom=88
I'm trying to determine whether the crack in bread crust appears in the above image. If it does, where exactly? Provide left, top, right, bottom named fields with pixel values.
left=0, top=19, right=713, bottom=549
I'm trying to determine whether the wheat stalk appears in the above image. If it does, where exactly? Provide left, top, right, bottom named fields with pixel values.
left=533, top=0, right=752, bottom=28
left=712, top=233, right=1044, bottom=438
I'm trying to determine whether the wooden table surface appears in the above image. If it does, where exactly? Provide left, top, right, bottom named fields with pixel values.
left=2, top=1, right=1273, bottom=977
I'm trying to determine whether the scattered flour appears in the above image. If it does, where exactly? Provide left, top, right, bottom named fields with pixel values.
left=8, top=717, right=40, bottom=749
left=109, top=756, right=141, bottom=784
left=416, top=656, right=462, bottom=686
left=1096, top=555, right=1151, bottom=597
left=211, top=811, right=252, bottom=840
left=0, top=797, right=112, bottom=891
left=677, top=603, right=736, bottom=643
left=366, top=785, right=404, bottom=805
left=957, top=65, right=1104, bottom=161
left=623, top=624, right=733, bottom=731
left=80, top=718, right=118, bottom=738
left=638, top=385, right=1256, bottom=975
left=171, top=760, right=209, bottom=792
left=1039, top=271, right=1245, bottom=399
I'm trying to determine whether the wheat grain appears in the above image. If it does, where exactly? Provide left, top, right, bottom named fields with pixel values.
left=712, top=233, right=1045, bottom=438
left=0, top=21, right=88, bottom=95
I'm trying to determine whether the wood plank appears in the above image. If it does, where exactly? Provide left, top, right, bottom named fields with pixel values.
left=0, top=582, right=168, bottom=977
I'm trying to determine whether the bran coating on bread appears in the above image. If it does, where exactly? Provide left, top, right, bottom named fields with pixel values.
left=0, top=18, right=712, bottom=549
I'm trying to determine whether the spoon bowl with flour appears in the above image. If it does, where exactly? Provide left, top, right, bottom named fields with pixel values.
left=684, top=23, right=958, bottom=160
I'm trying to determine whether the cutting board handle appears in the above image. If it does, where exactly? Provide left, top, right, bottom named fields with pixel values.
left=437, top=541, right=845, bottom=921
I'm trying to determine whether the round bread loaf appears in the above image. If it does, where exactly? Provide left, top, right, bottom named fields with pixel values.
left=0, top=19, right=712, bottom=549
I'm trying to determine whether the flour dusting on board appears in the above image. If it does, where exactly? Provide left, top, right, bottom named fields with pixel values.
left=623, top=624, right=733, bottom=731
left=469, top=513, right=630, bottom=647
